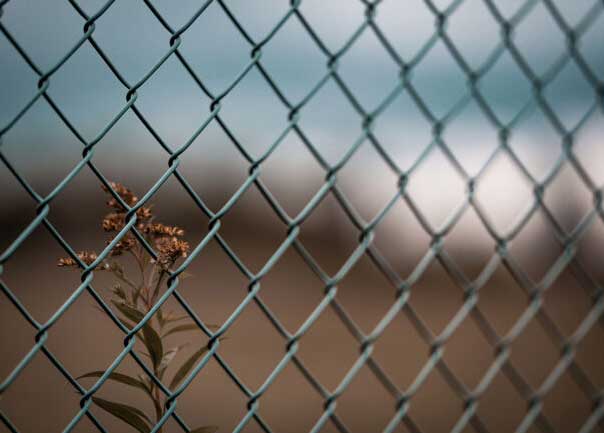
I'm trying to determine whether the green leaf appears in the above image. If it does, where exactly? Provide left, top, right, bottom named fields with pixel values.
left=112, top=301, right=164, bottom=370
left=169, top=345, right=210, bottom=390
left=111, top=300, right=144, bottom=323
left=157, top=308, right=166, bottom=328
left=141, top=324, right=164, bottom=370
left=92, top=397, right=151, bottom=433
left=137, top=374, right=153, bottom=394
left=161, top=323, right=198, bottom=338
left=162, top=314, right=190, bottom=324
left=190, top=426, right=218, bottom=433
left=180, top=271, right=194, bottom=280
left=158, top=344, right=188, bottom=379
left=162, top=323, right=219, bottom=339
left=111, top=284, right=127, bottom=301
left=77, top=371, right=148, bottom=393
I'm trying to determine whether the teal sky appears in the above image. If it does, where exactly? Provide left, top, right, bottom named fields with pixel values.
left=1, top=0, right=603, bottom=232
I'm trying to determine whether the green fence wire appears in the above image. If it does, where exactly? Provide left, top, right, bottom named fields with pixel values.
left=1, top=0, right=603, bottom=432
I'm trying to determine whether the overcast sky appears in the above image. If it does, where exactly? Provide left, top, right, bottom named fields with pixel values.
left=1, top=0, right=603, bottom=242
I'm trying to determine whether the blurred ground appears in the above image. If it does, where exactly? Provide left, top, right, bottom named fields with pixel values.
left=1, top=181, right=603, bottom=433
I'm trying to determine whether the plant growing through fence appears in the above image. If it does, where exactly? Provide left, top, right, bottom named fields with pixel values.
left=58, top=182, right=218, bottom=433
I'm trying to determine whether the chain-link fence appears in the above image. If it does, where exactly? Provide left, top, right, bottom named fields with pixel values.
left=1, top=0, right=603, bottom=432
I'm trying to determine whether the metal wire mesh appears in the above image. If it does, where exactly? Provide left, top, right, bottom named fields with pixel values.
left=0, top=0, right=603, bottom=432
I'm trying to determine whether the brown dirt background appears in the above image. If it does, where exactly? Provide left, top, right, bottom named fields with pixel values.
left=1, top=176, right=603, bottom=433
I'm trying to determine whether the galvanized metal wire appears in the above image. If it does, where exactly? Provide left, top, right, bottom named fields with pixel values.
left=1, top=0, right=603, bottom=432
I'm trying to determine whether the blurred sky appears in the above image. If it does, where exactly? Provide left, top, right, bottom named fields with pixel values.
left=1, top=0, right=603, bottom=243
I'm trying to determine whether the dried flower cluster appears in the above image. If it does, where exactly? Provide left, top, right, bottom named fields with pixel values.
left=57, top=251, right=99, bottom=267
left=58, top=182, right=190, bottom=267
left=155, top=236, right=189, bottom=267
left=57, top=182, right=217, bottom=433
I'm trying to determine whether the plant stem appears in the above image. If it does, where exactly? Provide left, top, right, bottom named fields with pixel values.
left=110, top=268, right=139, bottom=291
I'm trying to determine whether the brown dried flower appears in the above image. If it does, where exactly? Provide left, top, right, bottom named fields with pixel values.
left=57, top=251, right=100, bottom=267
left=102, top=182, right=138, bottom=210
left=102, top=212, right=125, bottom=232
left=136, top=206, right=153, bottom=221
left=109, top=234, right=138, bottom=256
left=145, top=223, right=185, bottom=237
left=155, top=236, right=190, bottom=267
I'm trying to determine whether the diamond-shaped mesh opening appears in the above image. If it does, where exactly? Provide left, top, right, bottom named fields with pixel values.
left=296, top=191, right=363, bottom=277
left=542, top=269, right=595, bottom=338
left=259, top=246, right=326, bottom=332
left=337, top=141, right=400, bottom=223
left=176, top=1, right=251, bottom=92
left=446, top=0, right=500, bottom=69
left=337, top=26, right=401, bottom=110
left=216, top=301, right=286, bottom=391
left=216, top=183, right=289, bottom=273
left=260, top=13, right=327, bottom=103
left=0, top=300, right=37, bottom=381
left=219, top=67, right=290, bottom=159
left=474, top=150, right=533, bottom=235
left=575, top=324, right=604, bottom=389
left=372, top=310, right=431, bottom=389
left=296, top=306, right=360, bottom=391
left=406, top=370, right=465, bottom=433
left=441, top=316, right=494, bottom=389
left=543, top=60, right=596, bottom=131
left=476, top=263, right=532, bottom=336
left=506, top=210, right=564, bottom=282
left=478, top=370, right=527, bottom=430
left=576, top=215, right=604, bottom=281
left=176, top=120, right=252, bottom=212
left=374, top=0, right=439, bottom=61
left=0, top=38, right=39, bottom=128
left=92, top=0, right=170, bottom=82
left=507, top=317, right=560, bottom=389
left=478, top=49, right=533, bottom=125
left=0, top=99, right=85, bottom=196
left=410, top=39, right=468, bottom=119
left=507, top=108, right=563, bottom=181
left=87, top=110, right=171, bottom=187
left=1, top=1, right=603, bottom=432
left=550, top=0, right=597, bottom=27
left=256, top=132, right=326, bottom=217
left=443, top=99, right=499, bottom=176
left=579, top=8, right=604, bottom=77
left=441, top=206, right=493, bottom=279
left=0, top=352, right=84, bottom=432
left=0, top=222, right=85, bottom=321
left=573, top=106, right=604, bottom=187
left=335, top=252, right=398, bottom=333
left=0, top=0, right=83, bottom=70
left=372, top=198, right=432, bottom=278
left=336, top=364, right=397, bottom=432
left=258, top=361, right=325, bottom=433
left=296, top=78, right=363, bottom=166
left=408, top=261, right=467, bottom=335
left=176, top=356, right=252, bottom=433
left=133, top=54, right=213, bottom=147
left=371, top=88, right=433, bottom=171
left=512, top=2, right=566, bottom=76
left=44, top=289, right=127, bottom=373
left=542, top=370, right=594, bottom=432
left=297, top=0, right=365, bottom=53
left=406, top=146, right=467, bottom=230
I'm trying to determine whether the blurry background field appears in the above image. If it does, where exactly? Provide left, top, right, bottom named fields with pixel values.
left=1, top=0, right=604, bottom=432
